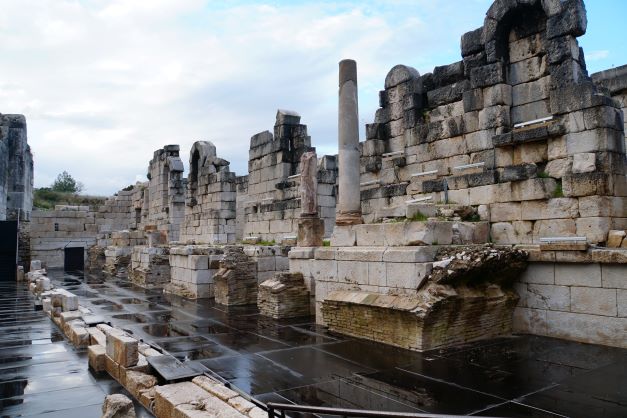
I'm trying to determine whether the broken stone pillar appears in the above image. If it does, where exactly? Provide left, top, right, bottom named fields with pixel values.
left=214, top=246, right=258, bottom=306
left=336, top=59, right=363, bottom=226
left=297, top=151, right=325, bottom=247
left=258, top=272, right=311, bottom=319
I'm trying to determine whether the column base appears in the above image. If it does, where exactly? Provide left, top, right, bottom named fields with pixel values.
left=297, top=217, right=325, bottom=247
left=335, top=211, right=363, bottom=226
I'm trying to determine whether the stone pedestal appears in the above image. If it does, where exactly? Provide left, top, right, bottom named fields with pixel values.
left=214, top=246, right=258, bottom=306
left=258, top=272, right=311, bottom=319
left=337, top=59, right=363, bottom=226
left=297, top=217, right=325, bottom=247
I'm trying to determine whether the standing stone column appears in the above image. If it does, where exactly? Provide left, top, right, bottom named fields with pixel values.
left=297, top=151, right=324, bottom=247
left=336, top=59, right=363, bottom=225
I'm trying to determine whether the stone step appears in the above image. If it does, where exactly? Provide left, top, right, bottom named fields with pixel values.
left=330, top=221, right=490, bottom=247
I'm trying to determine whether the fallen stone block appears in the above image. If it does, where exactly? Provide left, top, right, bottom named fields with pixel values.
left=101, top=393, right=136, bottom=418
left=88, top=344, right=106, bottom=372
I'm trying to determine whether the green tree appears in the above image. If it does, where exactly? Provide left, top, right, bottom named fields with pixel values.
left=51, top=171, right=84, bottom=193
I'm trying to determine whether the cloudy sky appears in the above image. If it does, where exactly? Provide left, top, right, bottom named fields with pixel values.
left=1, top=0, right=625, bottom=195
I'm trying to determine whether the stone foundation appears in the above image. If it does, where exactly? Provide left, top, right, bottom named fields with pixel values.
left=167, top=245, right=223, bottom=299
left=514, top=257, right=627, bottom=348
left=214, top=246, right=258, bottom=306
left=129, top=246, right=171, bottom=288
left=312, top=244, right=528, bottom=351
left=322, top=287, right=518, bottom=351
left=258, top=272, right=311, bottom=319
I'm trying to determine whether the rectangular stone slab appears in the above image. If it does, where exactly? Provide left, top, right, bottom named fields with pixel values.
left=147, top=355, right=201, bottom=382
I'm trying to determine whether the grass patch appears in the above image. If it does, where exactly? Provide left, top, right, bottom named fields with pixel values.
left=258, top=239, right=276, bottom=246
left=553, top=181, right=564, bottom=198
left=322, top=240, right=331, bottom=247
left=408, top=211, right=428, bottom=222
left=538, top=172, right=550, bottom=178
left=33, top=188, right=107, bottom=210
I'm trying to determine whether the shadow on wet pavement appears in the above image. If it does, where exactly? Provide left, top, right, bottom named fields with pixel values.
left=20, top=269, right=627, bottom=418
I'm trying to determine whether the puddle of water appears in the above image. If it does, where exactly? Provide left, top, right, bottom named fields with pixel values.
left=118, top=298, right=146, bottom=304
left=112, top=313, right=152, bottom=323
left=142, top=324, right=189, bottom=338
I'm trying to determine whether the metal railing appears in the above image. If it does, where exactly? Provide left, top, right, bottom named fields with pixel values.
left=266, top=402, right=501, bottom=418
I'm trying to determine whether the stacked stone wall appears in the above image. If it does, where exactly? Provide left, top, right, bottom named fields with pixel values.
left=30, top=206, right=99, bottom=268
left=145, top=145, right=185, bottom=241
left=359, top=0, right=626, bottom=246
left=237, top=110, right=337, bottom=243
left=514, top=260, right=627, bottom=348
left=179, top=141, right=237, bottom=244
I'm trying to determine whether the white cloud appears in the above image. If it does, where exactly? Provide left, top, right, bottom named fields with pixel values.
left=586, top=50, right=610, bottom=61
left=0, top=0, right=489, bottom=195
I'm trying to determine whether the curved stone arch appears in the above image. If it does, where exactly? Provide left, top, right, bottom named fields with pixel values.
left=482, top=0, right=586, bottom=64
left=188, top=141, right=216, bottom=184
left=188, top=141, right=216, bottom=206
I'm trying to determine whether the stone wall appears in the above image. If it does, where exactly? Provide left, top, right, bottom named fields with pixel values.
left=145, top=145, right=185, bottom=241
left=514, top=260, right=627, bottom=348
left=129, top=246, right=171, bottom=288
left=359, top=0, right=626, bottom=246
left=168, top=245, right=224, bottom=298
left=30, top=206, right=99, bottom=268
left=179, top=141, right=237, bottom=244
left=236, top=110, right=337, bottom=243
left=0, top=114, right=33, bottom=221
left=593, top=64, right=627, bottom=152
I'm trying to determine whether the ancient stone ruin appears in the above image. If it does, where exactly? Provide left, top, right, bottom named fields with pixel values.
left=3, top=1, right=627, bottom=416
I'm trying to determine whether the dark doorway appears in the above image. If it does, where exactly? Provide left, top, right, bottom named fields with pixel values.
left=64, top=247, right=84, bottom=272
left=0, top=221, right=18, bottom=281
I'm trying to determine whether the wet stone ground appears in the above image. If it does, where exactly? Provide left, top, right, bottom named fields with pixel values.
left=4, top=270, right=627, bottom=418
left=0, top=279, right=152, bottom=417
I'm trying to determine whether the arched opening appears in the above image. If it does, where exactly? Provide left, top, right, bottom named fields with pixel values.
left=502, top=4, right=551, bottom=126
left=161, top=163, right=169, bottom=213
left=189, top=149, right=201, bottom=206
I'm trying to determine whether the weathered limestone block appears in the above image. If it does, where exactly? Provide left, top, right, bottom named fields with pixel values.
left=154, top=382, right=214, bottom=418
left=321, top=245, right=528, bottom=351
left=214, top=246, right=258, bottom=306
left=607, top=230, right=626, bottom=248
left=258, top=272, right=311, bottom=319
left=572, top=152, right=596, bottom=173
left=101, top=394, right=136, bottom=418
left=106, top=333, right=138, bottom=368
left=125, top=371, right=157, bottom=400
left=88, top=344, right=106, bottom=372
left=297, top=217, right=324, bottom=247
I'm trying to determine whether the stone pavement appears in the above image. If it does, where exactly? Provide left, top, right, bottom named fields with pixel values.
left=40, top=270, right=627, bottom=418
left=0, top=280, right=152, bottom=417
